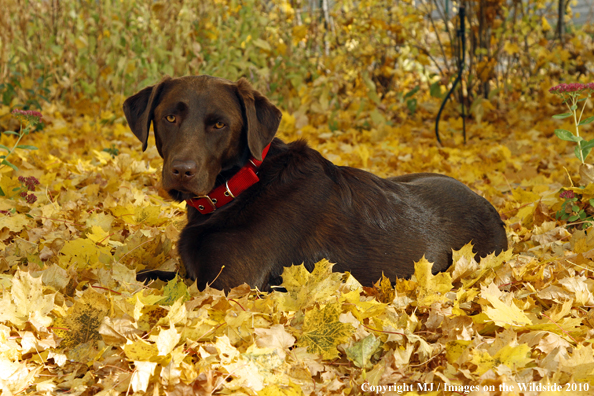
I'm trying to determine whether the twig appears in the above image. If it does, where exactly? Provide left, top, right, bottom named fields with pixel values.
left=117, top=235, right=158, bottom=263
left=362, top=324, right=406, bottom=336
left=36, top=216, right=83, bottom=227
left=92, top=285, right=122, bottom=295
left=408, top=347, right=444, bottom=368
left=228, top=298, right=246, bottom=311
left=207, top=265, right=226, bottom=288
left=541, top=312, right=578, bottom=344
left=196, top=322, right=225, bottom=343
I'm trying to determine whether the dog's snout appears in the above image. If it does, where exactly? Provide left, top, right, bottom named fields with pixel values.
left=171, top=160, right=197, bottom=180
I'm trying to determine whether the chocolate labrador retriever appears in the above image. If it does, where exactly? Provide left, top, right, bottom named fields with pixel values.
left=123, top=75, right=507, bottom=291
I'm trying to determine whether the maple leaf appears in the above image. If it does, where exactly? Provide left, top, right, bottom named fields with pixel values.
left=53, top=288, right=110, bottom=361
left=110, top=204, right=166, bottom=226
left=86, top=225, right=110, bottom=245
left=560, top=345, right=594, bottom=383
left=462, top=248, right=513, bottom=289
left=481, top=283, right=532, bottom=327
left=85, top=211, right=115, bottom=232
left=445, top=340, right=472, bottom=364
left=124, top=338, right=160, bottom=361
left=412, top=256, right=453, bottom=307
left=0, top=213, right=30, bottom=233
left=98, top=316, right=143, bottom=346
left=215, top=335, right=267, bottom=391
left=59, top=238, right=112, bottom=269
left=341, top=289, right=386, bottom=321
left=131, top=361, right=157, bottom=393
left=450, top=243, right=480, bottom=282
left=254, top=324, right=296, bottom=359
left=156, top=322, right=182, bottom=356
left=39, top=263, right=71, bottom=290
left=296, top=303, right=354, bottom=360
left=159, top=276, right=190, bottom=305
left=374, top=272, right=395, bottom=303
left=345, top=334, right=381, bottom=369
left=259, top=382, right=305, bottom=396
left=0, top=357, right=41, bottom=394
left=3, top=270, right=55, bottom=331
left=471, top=344, right=533, bottom=375
left=278, top=259, right=344, bottom=311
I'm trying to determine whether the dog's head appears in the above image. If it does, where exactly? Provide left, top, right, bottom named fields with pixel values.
left=123, top=75, right=282, bottom=201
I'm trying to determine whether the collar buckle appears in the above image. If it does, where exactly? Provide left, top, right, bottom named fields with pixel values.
left=196, top=195, right=217, bottom=211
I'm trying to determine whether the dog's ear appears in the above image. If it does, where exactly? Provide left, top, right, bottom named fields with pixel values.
left=123, top=76, right=171, bottom=151
left=235, top=78, right=282, bottom=160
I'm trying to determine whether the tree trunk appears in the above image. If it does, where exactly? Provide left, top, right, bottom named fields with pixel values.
left=557, top=0, right=564, bottom=45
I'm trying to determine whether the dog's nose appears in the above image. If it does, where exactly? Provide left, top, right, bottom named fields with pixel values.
left=171, top=160, right=197, bottom=180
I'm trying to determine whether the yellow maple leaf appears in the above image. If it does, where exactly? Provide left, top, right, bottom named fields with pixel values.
left=86, top=225, right=110, bottom=245
left=445, top=340, right=472, bottom=364
left=225, top=309, right=253, bottom=345
left=462, top=249, right=513, bottom=289
left=85, top=212, right=115, bottom=232
left=471, top=344, right=532, bottom=375
left=0, top=358, right=41, bottom=394
left=413, top=256, right=453, bottom=307
left=341, top=289, right=386, bottom=321
left=130, top=361, right=157, bottom=393
left=1, top=213, right=30, bottom=233
left=278, top=260, right=343, bottom=311
left=345, top=334, right=381, bottom=369
left=254, top=324, right=296, bottom=360
left=259, top=381, right=304, bottom=396
left=450, top=243, right=479, bottom=282
left=512, top=187, right=540, bottom=204
left=53, top=289, right=110, bottom=350
left=124, top=338, right=160, bottom=361
left=111, top=261, right=137, bottom=285
left=59, top=238, right=111, bottom=269
left=128, top=290, right=164, bottom=321
left=0, top=175, right=20, bottom=199
left=559, top=345, right=594, bottom=383
left=215, top=335, right=267, bottom=390
left=10, top=270, right=55, bottom=331
left=98, top=316, right=143, bottom=346
left=155, top=323, right=181, bottom=356
left=481, top=283, right=532, bottom=327
left=39, top=263, right=70, bottom=290
left=296, top=303, right=354, bottom=360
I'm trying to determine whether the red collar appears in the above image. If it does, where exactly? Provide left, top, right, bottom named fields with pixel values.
left=186, top=144, right=271, bottom=214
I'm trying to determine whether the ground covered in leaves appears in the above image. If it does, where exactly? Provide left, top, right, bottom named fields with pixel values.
left=1, top=93, right=594, bottom=395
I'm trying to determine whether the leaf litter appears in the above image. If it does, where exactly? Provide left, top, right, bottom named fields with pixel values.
left=0, top=95, right=594, bottom=395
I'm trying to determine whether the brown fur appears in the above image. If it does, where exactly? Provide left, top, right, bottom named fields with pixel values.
left=123, top=75, right=507, bottom=291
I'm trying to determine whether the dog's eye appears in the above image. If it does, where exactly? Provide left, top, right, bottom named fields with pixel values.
left=213, top=122, right=225, bottom=129
left=165, top=115, right=176, bottom=123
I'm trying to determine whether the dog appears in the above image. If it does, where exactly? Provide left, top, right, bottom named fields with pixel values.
left=123, top=75, right=507, bottom=291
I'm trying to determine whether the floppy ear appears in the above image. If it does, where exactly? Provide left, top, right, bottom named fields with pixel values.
left=123, top=76, right=171, bottom=151
left=235, top=78, right=282, bottom=160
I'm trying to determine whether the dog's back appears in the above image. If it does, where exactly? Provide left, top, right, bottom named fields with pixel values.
left=257, top=140, right=507, bottom=285
left=387, top=173, right=508, bottom=270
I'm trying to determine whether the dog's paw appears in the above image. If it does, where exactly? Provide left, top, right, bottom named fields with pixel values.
left=136, top=270, right=178, bottom=283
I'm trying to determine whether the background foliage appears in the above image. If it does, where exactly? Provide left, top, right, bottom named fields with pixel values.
left=1, top=0, right=594, bottom=394
left=2, top=0, right=592, bottom=129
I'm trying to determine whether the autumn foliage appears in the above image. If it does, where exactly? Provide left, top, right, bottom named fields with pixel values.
left=1, top=0, right=594, bottom=394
